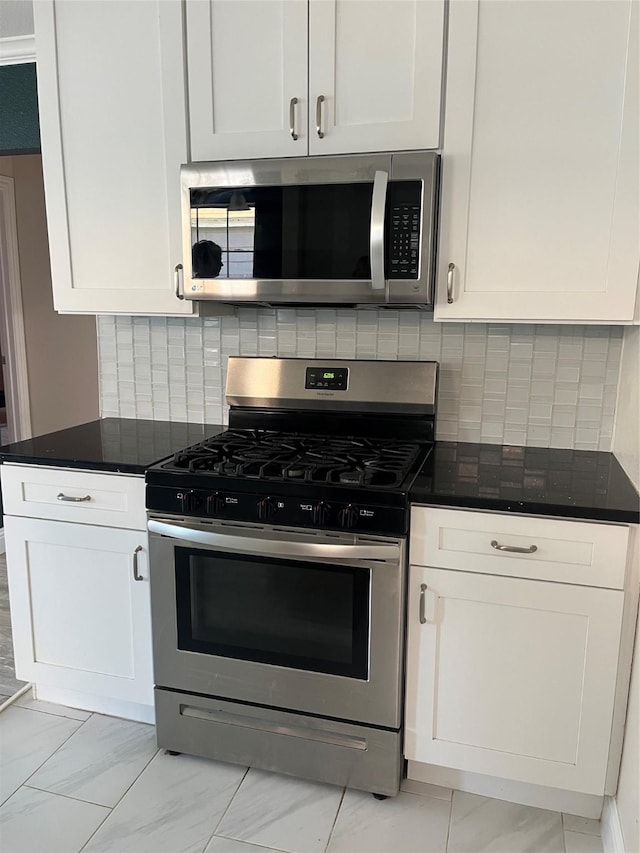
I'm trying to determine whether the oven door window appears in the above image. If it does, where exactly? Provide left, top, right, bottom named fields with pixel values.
left=175, top=548, right=370, bottom=679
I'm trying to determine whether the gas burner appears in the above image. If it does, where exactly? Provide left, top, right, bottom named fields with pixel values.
left=165, top=429, right=425, bottom=490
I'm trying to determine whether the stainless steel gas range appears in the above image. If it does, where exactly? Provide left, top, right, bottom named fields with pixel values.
left=145, top=357, right=438, bottom=797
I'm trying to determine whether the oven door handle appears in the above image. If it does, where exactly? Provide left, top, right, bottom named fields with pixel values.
left=147, top=519, right=400, bottom=562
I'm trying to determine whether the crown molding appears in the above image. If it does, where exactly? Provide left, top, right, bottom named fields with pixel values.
left=0, top=34, right=36, bottom=66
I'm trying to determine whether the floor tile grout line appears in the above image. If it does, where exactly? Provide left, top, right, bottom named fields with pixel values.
left=0, top=705, right=92, bottom=808
left=11, top=696, right=92, bottom=722
left=76, top=745, right=162, bottom=853
left=1, top=786, right=112, bottom=853
left=22, top=782, right=114, bottom=811
left=20, top=716, right=158, bottom=815
left=563, top=829, right=603, bottom=838
left=444, top=787, right=455, bottom=853
left=212, top=830, right=292, bottom=853
left=199, top=764, right=251, bottom=853
left=323, top=785, right=347, bottom=853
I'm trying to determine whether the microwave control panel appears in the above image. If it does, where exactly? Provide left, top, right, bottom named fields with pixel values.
left=387, top=181, right=422, bottom=279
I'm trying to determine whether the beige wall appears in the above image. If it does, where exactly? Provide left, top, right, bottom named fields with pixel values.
left=613, top=324, right=639, bottom=853
left=0, top=154, right=99, bottom=436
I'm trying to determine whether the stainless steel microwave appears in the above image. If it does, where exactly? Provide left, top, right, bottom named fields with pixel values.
left=179, top=151, right=440, bottom=307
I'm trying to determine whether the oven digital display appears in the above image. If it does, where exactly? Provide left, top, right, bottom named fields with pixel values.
left=305, top=367, right=348, bottom=390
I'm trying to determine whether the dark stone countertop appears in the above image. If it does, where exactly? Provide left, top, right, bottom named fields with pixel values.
left=0, top=418, right=225, bottom=475
left=1, top=421, right=637, bottom=524
left=410, top=442, right=640, bottom=525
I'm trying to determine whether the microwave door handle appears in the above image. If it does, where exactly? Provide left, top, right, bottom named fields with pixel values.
left=147, top=518, right=399, bottom=562
left=369, top=170, right=388, bottom=292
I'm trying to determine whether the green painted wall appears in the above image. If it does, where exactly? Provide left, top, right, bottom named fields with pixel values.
left=0, top=63, right=40, bottom=154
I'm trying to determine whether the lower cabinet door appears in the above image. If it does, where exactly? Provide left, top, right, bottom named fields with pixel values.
left=404, top=566, right=624, bottom=795
left=5, top=516, right=153, bottom=706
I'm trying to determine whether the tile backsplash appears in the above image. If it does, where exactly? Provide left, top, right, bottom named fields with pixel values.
left=97, top=310, right=622, bottom=451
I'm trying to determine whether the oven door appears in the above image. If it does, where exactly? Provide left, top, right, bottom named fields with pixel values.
left=147, top=516, right=406, bottom=729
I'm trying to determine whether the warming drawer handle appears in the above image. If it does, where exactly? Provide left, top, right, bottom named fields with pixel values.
left=57, top=492, right=91, bottom=503
left=147, top=518, right=400, bottom=562
left=491, top=540, right=538, bottom=554
left=181, top=704, right=368, bottom=750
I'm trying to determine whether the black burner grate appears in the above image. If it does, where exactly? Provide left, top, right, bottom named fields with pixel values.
left=166, top=429, right=423, bottom=489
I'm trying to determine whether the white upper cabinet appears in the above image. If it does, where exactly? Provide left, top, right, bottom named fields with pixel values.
left=435, top=0, right=639, bottom=323
left=308, top=0, right=444, bottom=155
left=187, top=0, right=445, bottom=161
left=35, top=0, right=195, bottom=315
left=187, top=0, right=308, bottom=161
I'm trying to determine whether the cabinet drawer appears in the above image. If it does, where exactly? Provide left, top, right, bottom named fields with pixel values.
left=1, top=464, right=146, bottom=530
left=410, top=507, right=629, bottom=589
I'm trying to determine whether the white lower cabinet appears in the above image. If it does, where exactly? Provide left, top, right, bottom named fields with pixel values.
left=404, top=565, right=624, bottom=795
left=4, top=515, right=153, bottom=710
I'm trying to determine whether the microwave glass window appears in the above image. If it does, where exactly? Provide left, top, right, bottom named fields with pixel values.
left=191, top=207, right=255, bottom=279
left=190, top=183, right=373, bottom=280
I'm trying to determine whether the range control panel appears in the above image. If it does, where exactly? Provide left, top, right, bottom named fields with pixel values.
left=147, top=485, right=406, bottom=536
left=387, top=180, right=422, bottom=280
left=305, top=367, right=349, bottom=390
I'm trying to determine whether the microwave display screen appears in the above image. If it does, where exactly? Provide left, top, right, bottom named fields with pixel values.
left=189, top=181, right=421, bottom=281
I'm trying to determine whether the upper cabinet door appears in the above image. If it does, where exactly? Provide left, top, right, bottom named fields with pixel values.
left=308, top=0, right=445, bottom=155
left=187, top=0, right=308, bottom=161
left=435, top=0, right=639, bottom=323
left=34, top=0, right=195, bottom=315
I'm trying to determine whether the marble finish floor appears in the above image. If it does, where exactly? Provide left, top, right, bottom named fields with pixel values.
left=0, top=690, right=604, bottom=853
left=0, top=553, right=27, bottom=701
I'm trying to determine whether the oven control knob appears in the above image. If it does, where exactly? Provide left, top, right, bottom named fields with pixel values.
left=179, top=490, right=201, bottom=513
left=206, top=492, right=225, bottom=515
left=257, top=496, right=278, bottom=521
left=312, top=501, right=331, bottom=525
left=339, top=504, right=360, bottom=530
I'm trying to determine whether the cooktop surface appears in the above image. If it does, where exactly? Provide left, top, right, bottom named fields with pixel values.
left=157, top=429, right=428, bottom=490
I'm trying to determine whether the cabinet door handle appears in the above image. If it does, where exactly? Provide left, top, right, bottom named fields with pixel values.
left=447, top=262, right=455, bottom=303
left=175, top=263, right=184, bottom=300
left=419, top=584, right=428, bottom=623
left=315, top=95, right=325, bottom=138
left=289, top=97, right=299, bottom=140
left=133, top=545, right=144, bottom=581
left=491, top=540, right=538, bottom=554
left=419, top=584, right=438, bottom=624
left=57, top=492, right=91, bottom=502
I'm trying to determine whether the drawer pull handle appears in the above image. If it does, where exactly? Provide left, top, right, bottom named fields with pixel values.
left=491, top=540, right=538, bottom=554
left=133, top=545, right=144, bottom=581
left=57, top=492, right=91, bottom=503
